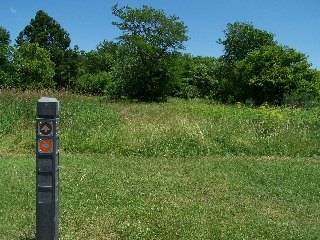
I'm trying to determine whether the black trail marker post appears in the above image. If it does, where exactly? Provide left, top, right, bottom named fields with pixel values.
left=36, top=97, right=60, bottom=240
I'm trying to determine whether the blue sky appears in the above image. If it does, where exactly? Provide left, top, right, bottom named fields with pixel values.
left=1, top=0, right=319, bottom=69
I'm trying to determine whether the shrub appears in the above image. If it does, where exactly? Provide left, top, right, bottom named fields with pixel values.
left=13, top=42, right=56, bottom=89
left=178, top=56, right=220, bottom=99
left=282, top=92, right=319, bottom=109
left=74, top=72, right=112, bottom=95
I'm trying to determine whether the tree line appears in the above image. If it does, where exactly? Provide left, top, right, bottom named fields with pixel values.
left=1, top=5, right=319, bottom=106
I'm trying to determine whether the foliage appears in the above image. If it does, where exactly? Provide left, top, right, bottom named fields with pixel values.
left=1, top=10, right=319, bottom=104
left=74, top=71, right=112, bottom=95
left=0, top=27, right=15, bottom=88
left=13, top=42, right=55, bottom=89
left=218, top=21, right=276, bottom=61
left=282, top=91, right=320, bottom=109
left=57, top=45, right=86, bottom=88
left=216, top=22, right=320, bottom=105
left=179, top=55, right=220, bottom=99
left=234, top=45, right=319, bottom=104
left=96, top=40, right=120, bottom=55
left=0, top=27, right=11, bottom=67
left=16, top=10, right=70, bottom=51
left=111, top=4, right=189, bottom=102
left=0, top=26, right=10, bottom=46
left=84, top=50, right=114, bottom=74
left=16, top=10, right=73, bottom=88
left=112, top=5, right=189, bottom=53
left=110, top=51, right=181, bottom=101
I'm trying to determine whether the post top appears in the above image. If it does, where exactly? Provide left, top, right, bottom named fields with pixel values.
left=38, top=97, right=59, bottom=103
left=37, top=97, right=60, bottom=117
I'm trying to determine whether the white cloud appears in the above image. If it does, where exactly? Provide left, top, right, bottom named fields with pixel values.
left=10, top=8, right=17, bottom=13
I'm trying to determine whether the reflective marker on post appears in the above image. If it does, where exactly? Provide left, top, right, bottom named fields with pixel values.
left=36, top=97, right=60, bottom=240
left=39, top=139, right=53, bottom=153
left=39, top=122, right=53, bottom=135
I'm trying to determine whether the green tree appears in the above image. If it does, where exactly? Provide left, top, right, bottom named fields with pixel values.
left=83, top=41, right=118, bottom=75
left=0, top=26, right=10, bottom=46
left=74, top=41, right=118, bottom=95
left=74, top=71, right=112, bottom=95
left=215, top=21, right=320, bottom=105
left=234, top=45, right=319, bottom=104
left=58, top=45, right=86, bottom=88
left=179, top=55, right=220, bottom=99
left=96, top=40, right=119, bottom=55
left=84, top=51, right=114, bottom=74
left=16, top=10, right=72, bottom=87
left=16, top=10, right=70, bottom=51
left=0, top=27, right=14, bottom=87
left=111, top=4, right=189, bottom=101
left=218, top=22, right=276, bottom=61
left=14, top=42, right=55, bottom=89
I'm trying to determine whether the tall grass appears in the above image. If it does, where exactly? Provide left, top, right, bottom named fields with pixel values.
left=1, top=89, right=320, bottom=157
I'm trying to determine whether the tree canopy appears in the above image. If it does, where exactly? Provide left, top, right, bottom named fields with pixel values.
left=14, top=42, right=55, bottom=89
left=0, top=27, right=14, bottom=87
left=0, top=8, right=319, bottom=106
left=0, top=27, right=11, bottom=67
left=235, top=45, right=318, bottom=104
left=218, top=21, right=276, bottom=61
left=111, top=4, right=189, bottom=101
left=16, top=10, right=70, bottom=51
left=0, top=27, right=10, bottom=46
left=112, top=5, right=189, bottom=55
left=16, top=10, right=74, bottom=87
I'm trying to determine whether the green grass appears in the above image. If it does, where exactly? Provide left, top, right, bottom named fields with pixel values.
left=1, top=90, right=320, bottom=157
left=0, top=90, right=319, bottom=239
left=0, top=154, right=319, bottom=239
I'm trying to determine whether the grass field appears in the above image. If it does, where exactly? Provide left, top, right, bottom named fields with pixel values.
left=0, top=90, right=319, bottom=239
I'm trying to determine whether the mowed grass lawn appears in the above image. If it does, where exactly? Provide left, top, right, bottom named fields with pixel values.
left=0, top=154, right=319, bottom=239
left=0, top=90, right=319, bottom=239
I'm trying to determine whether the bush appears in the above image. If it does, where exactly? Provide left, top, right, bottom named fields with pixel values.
left=282, top=92, right=319, bottom=109
left=74, top=72, right=112, bottom=95
left=110, top=54, right=177, bottom=102
left=221, top=45, right=320, bottom=105
left=13, top=42, right=56, bottom=89
left=178, top=56, right=219, bottom=99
